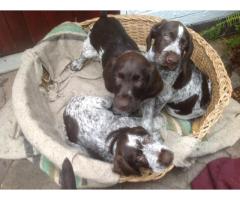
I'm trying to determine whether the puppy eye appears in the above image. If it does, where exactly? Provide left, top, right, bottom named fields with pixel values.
left=132, top=75, right=140, bottom=82
left=117, top=73, right=125, bottom=79
left=163, top=33, right=171, bottom=41
left=136, top=149, right=143, bottom=156
left=163, top=35, right=171, bottom=41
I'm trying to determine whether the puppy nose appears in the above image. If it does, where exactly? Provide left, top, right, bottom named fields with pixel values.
left=158, top=149, right=174, bottom=167
left=116, top=95, right=131, bottom=110
left=166, top=53, right=179, bottom=65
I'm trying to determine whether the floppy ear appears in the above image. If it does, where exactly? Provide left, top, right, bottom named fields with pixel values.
left=146, top=20, right=167, bottom=51
left=184, top=32, right=194, bottom=60
left=63, top=113, right=79, bottom=143
left=173, top=32, right=194, bottom=90
left=103, top=57, right=118, bottom=93
left=106, top=128, right=127, bottom=154
left=60, top=158, right=76, bottom=189
left=113, top=155, right=140, bottom=176
left=144, top=64, right=163, bottom=99
left=130, top=126, right=148, bottom=137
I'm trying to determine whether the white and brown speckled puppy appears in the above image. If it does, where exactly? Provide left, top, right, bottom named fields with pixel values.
left=63, top=96, right=173, bottom=176
left=145, top=20, right=211, bottom=120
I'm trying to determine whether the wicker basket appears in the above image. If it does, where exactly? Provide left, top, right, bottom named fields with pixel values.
left=12, top=15, right=232, bottom=185
left=77, top=15, right=232, bottom=183
left=232, top=86, right=240, bottom=103
left=80, top=15, right=232, bottom=140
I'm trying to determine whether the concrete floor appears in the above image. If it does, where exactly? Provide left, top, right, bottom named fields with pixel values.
left=0, top=39, right=239, bottom=189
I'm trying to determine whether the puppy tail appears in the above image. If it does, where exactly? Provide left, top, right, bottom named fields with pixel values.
left=100, top=11, right=108, bottom=18
left=60, top=158, right=76, bottom=189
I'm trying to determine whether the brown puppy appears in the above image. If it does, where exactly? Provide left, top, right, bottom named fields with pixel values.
left=71, top=13, right=162, bottom=115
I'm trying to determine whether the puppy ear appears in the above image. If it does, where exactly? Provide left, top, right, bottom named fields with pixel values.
left=103, top=57, right=117, bottom=93
left=184, top=32, right=194, bottom=61
left=63, top=113, right=79, bottom=143
left=60, top=158, right=76, bottom=189
left=113, top=155, right=140, bottom=176
left=144, top=64, right=163, bottom=99
left=173, top=32, right=194, bottom=90
left=130, top=126, right=148, bottom=137
left=146, top=19, right=167, bottom=51
left=106, top=127, right=130, bottom=154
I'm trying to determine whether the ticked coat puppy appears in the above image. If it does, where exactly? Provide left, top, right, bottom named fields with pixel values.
left=145, top=20, right=211, bottom=120
left=63, top=96, right=173, bottom=176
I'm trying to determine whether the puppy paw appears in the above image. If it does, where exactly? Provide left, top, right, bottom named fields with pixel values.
left=101, top=96, right=113, bottom=109
left=70, top=59, right=84, bottom=71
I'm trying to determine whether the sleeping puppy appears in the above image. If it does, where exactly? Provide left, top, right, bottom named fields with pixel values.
left=70, top=13, right=162, bottom=115
left=145, top=20, right=211, bottom=120
left=63, top=96, right=173, bottom=176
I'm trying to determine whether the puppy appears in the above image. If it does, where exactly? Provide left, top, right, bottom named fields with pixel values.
left=63, top=96, right=173, bottom=176
left=71, top=13, right=162, bottom=115
left=145, top=20, right=211, bottom=120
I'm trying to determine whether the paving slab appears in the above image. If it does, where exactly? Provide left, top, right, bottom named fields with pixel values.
left=1, top=71, right=17, bottom=101
left=0, top=52, right=22, bottom=74
left=0, top=159, right=59, bottom=189
left=0, top=159, right=13, bottom=185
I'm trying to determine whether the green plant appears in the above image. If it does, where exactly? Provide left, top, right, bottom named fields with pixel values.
left=225, top=35, right=240, bottom=49
left=201, top=12, right=240, bottom=41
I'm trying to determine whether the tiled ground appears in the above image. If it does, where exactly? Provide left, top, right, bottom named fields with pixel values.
left=0, top=39, right=239, bottom=189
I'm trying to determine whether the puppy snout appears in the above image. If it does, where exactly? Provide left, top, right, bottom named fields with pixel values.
left=115, top=95, right=132, bottom=110
left=166, top=52, right=179, bottom=65
left=158, top=149, right=174, bottom=167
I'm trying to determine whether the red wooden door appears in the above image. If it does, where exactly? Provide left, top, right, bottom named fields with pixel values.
left=0, top=11, right=119, bottom=57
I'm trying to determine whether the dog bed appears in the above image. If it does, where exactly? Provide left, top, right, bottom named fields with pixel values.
left=12, top=15, right=232, bottom=187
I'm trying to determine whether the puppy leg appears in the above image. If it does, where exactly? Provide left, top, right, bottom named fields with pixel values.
left=141, top=98, right=156, bottom=133
left=155, top=83, right=173, bottom=115
left=70, top=36, right=100, bottom=71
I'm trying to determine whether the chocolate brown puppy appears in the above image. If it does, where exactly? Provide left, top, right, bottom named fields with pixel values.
left=71, top=13, right=162, bottom=115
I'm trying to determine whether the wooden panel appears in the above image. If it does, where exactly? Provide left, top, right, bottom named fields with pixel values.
left=72, top=11, right=120, bottom=22
left=43, top=11, right=74, bottom=28
left=2, top=11, right=33, bottom=52
left=72, top=11, right=100, bottom=22
left=23, top=11, right=50, bottom=44
left=0, top=12, right=16, bottom=56
left=0, top=11, right=120, bottom=56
